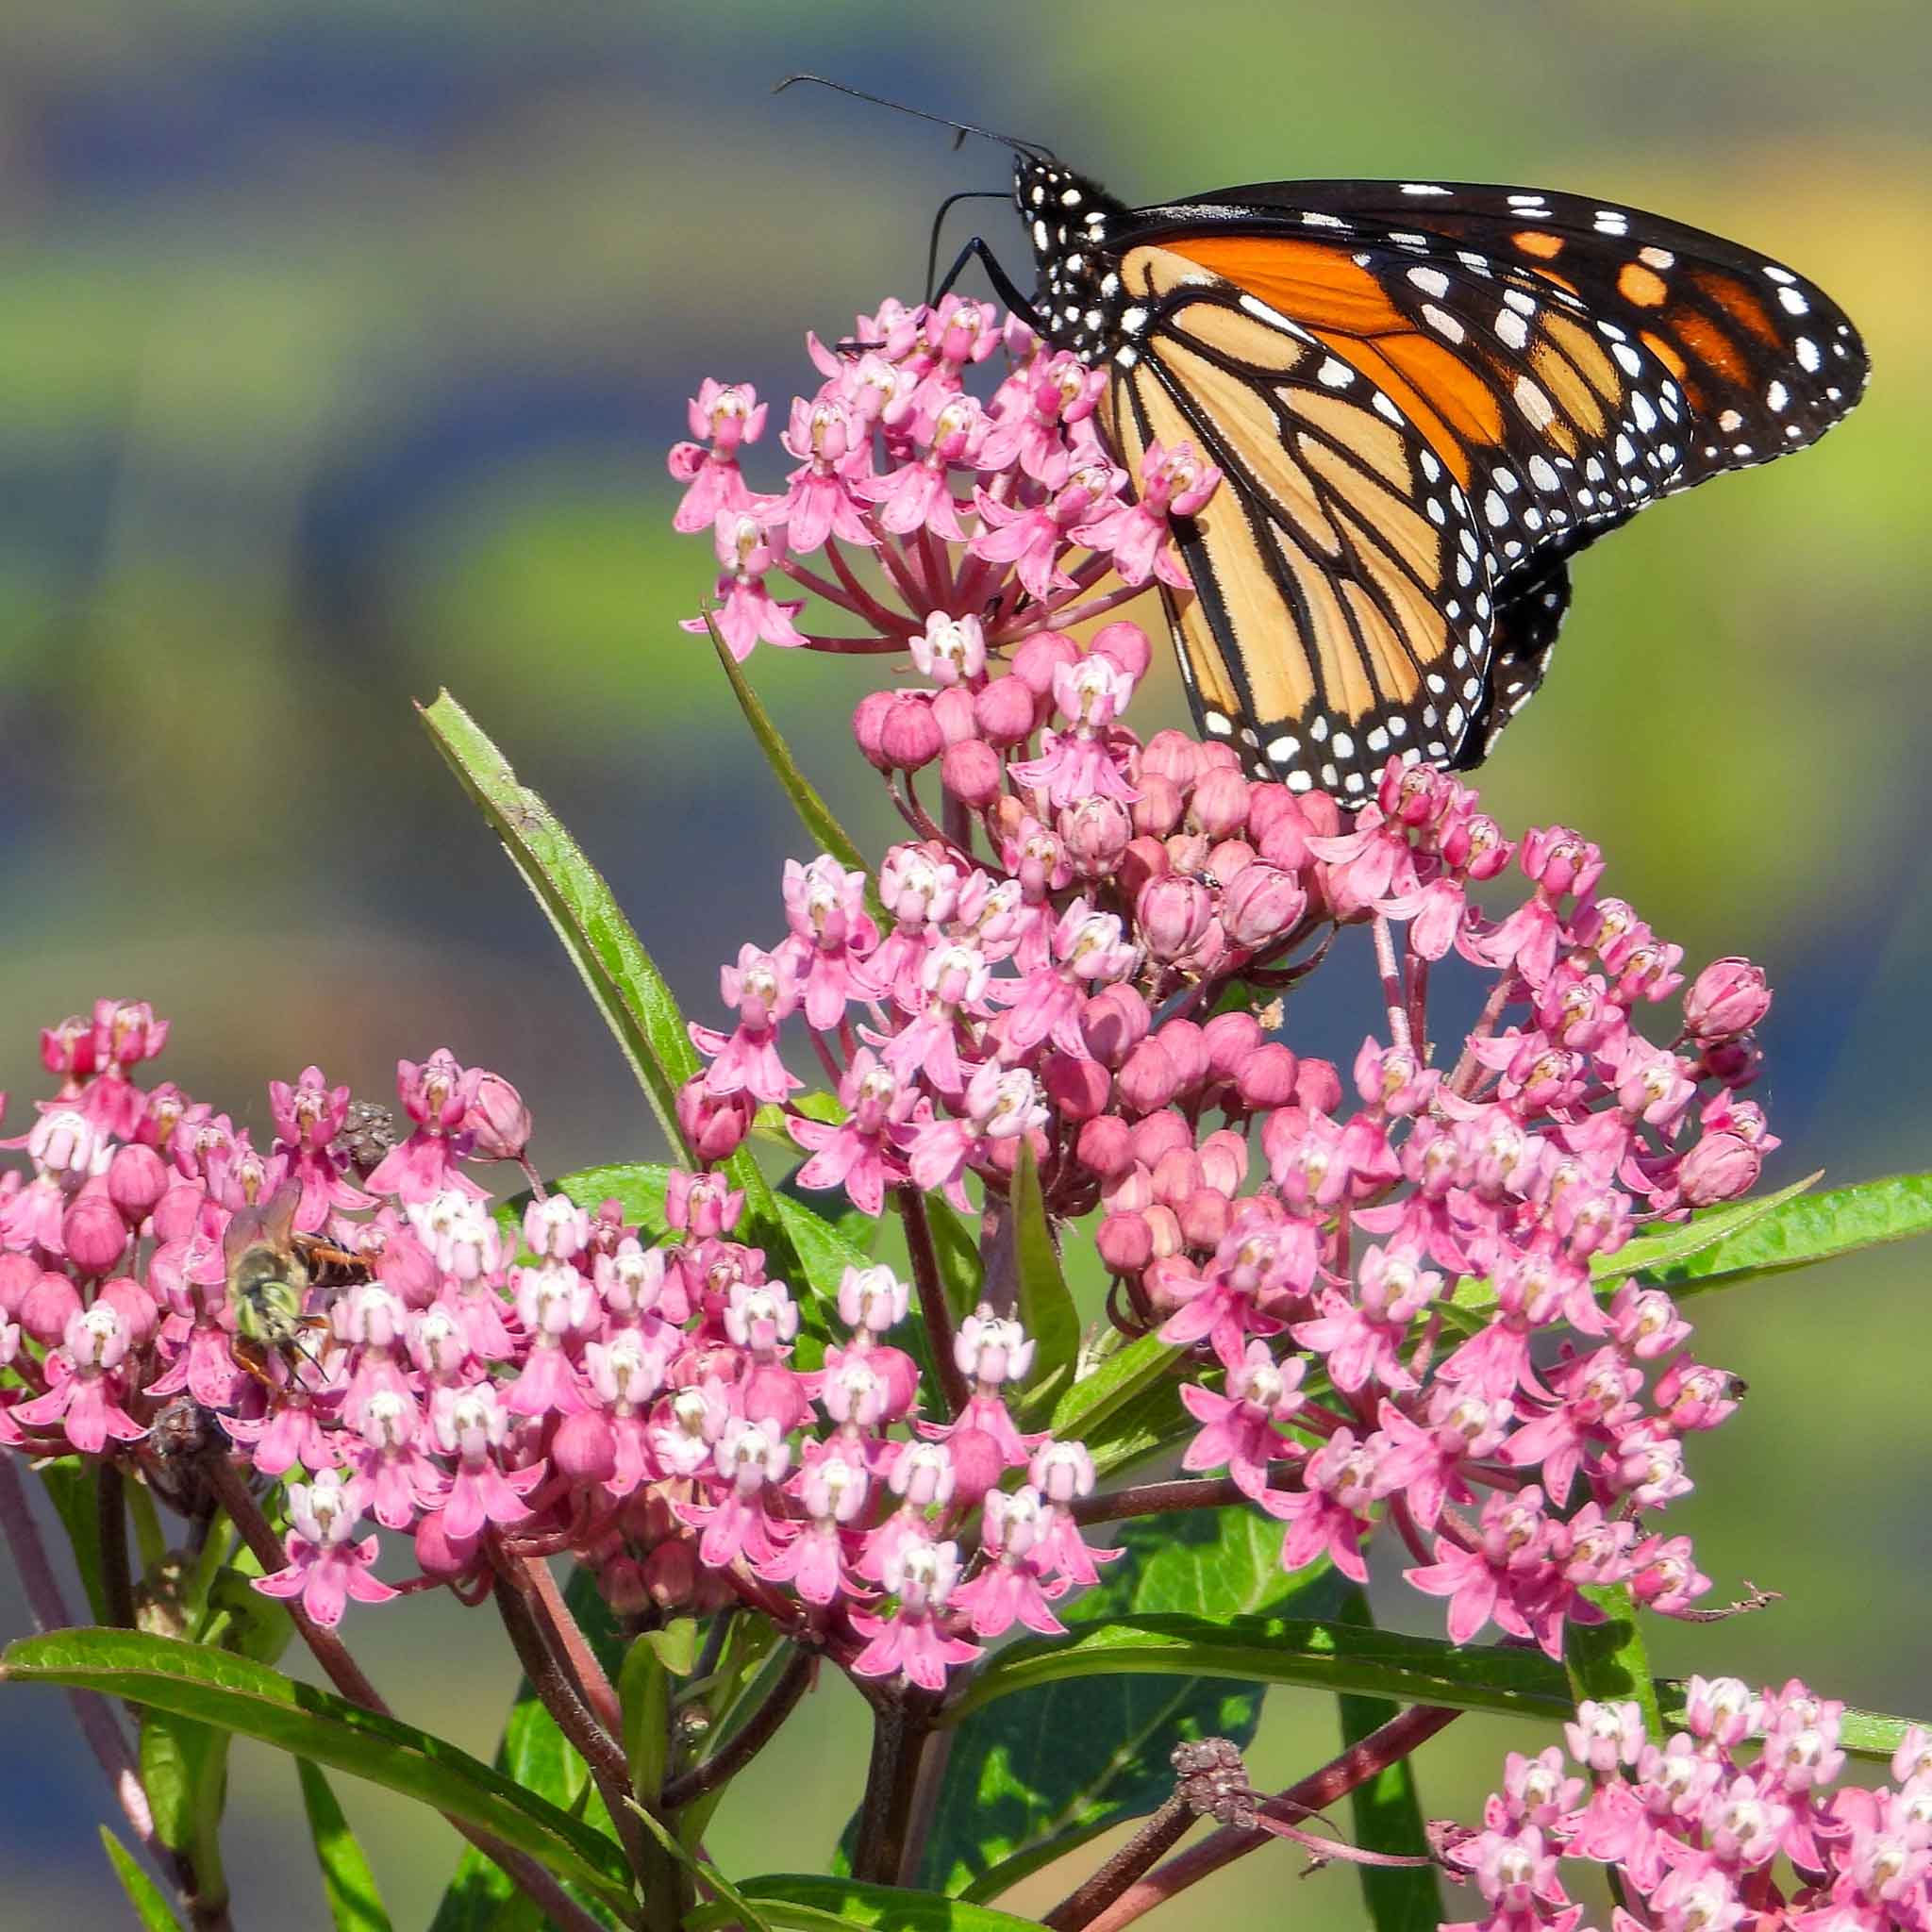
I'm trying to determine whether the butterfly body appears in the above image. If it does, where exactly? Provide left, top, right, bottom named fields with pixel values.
left=1011, top=156, right=1867, bottom=796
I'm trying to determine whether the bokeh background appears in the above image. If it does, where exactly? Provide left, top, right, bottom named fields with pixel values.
left=3, top=2, right=1928, bottom=1925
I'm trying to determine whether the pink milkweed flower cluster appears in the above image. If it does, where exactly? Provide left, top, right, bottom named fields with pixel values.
left=1441, top=1684, right=1932, bottom=1932
left=0, top=1016, right=1112, bottom=1673
left=673, top=298, right=1782, bottom=1659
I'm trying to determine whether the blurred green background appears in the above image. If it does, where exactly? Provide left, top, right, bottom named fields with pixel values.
left=2, top=1, right=1927, bottom=1924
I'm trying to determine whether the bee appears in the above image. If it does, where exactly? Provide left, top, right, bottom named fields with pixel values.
left=222, top=1181, right=369, bottom=1388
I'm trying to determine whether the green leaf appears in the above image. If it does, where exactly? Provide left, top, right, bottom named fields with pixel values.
left=39, top=1457, right=109, bottom=1624
left=772, top=1192, right=876, bottom=1316
left=628, top=1798, right=777, bottom=1932
left=1333, top=1587, right=1440, bottom=1932
left=298, top=1758, right=395, bottom=1932
left=431, top=1565, right=626, bottom=1932
left=419, top=690, right=708, bottom=1175
left=700, top=1876, right=1048, bottom=1932
left=2, top=1629, right=635, bottom=1918
left=1049, top=1333, right=1182, bottom=1457
left=705, top=614, right=883, bottom=921
left=140, top=1704, right=229, bottom=1898
left=948, top=1610, right=1594, bottom=1728
left=98, top=1827, right=185, bottom=1932
left=915, top=1508, right=1349, bottom=1902
left=620, top=1638, right=675, bottom=1802
left=1443, top=1173, right=1932, bottom=1339
left=1624, top=1171, right=1932, bottom=1297
left=1009, top=1141, right=1080, bottom=1425
left=1564, top=1585, right=1662, bottom=1740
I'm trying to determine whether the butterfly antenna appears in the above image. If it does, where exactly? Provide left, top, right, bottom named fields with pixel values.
left=774, top=74, right=1054, bottom=160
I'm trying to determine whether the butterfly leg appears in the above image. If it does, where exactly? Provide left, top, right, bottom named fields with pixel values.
left=928, top=235, right=1043, bottom=326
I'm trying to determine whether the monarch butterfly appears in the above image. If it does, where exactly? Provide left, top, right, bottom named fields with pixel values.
left=783, top=79, right=1870, bottom=798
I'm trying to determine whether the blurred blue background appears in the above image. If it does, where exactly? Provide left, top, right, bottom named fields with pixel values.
left=2, top=3, right=1927, bottom=1925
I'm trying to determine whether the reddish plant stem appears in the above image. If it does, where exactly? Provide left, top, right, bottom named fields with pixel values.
left=491, top=1567, right=654, bottom=1893
left=1044, top=1793, right=1196, bottom=1931
left=202, top=1457, right=623, bottom=1932
left=824, top=538, right=919, bottom=636
left=1408, top=954, right=1432, bottom=1058
left=1072, top=1704, right=1462, bottom=1932
left=1372, top=914, right=1412, bottom=1053
left=1069, top=1477, right=1245, bottom=1526
left=898, top=1184, right=971, bottom=1416
left=851, top=1684, right=941, bottom=1886
left=660, top=1645, right=815, bottom=1809
left=1449, top=974, right=1520, bottom=1097
left=0, top=1455, right=179, bottom=1888
left=516, top=1550, right=623, bottom=1740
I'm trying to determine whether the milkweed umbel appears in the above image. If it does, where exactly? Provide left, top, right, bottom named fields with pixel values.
left=787, top=78, right=1870, bottom=800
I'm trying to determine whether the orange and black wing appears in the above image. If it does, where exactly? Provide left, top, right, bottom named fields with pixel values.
left=1099, top=241, right=1500, bottom=797
left=1094, top=182, right=1864, bottom=792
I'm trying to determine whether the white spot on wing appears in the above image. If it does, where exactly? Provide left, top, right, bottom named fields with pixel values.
left=1407, top=266, right=1451, bottom=299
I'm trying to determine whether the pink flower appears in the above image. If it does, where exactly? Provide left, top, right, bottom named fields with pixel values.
left=1263, top=1428, right=1387, bottom=1583
left=10, top=1305, right=147, bottom=1454
left=678, top=510, right=808, bottom=662
left=252, top=1470, right=398, bottom=1627
left=950, top=1487, right=1067, bottom=1637
left=432, top=1385, right=543, bottom=1541
left=668, top=380, right=765, bottom=533
left=364, top=1050, right=485, bottom=1204
left=1072, top=438, right=1218, bottom=587
left=691, top=944, right=804, bottom=1104
left=1179, top=1341, right=1305, bottom=1498
left=773, top=394, right=874, bottom=551
left=787, top=1050, right=917, bottom=1217
left=848, top=1541, right=980, bottom=1689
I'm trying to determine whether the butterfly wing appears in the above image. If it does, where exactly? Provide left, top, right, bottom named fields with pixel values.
left=1141, top=178, right=1868, bottom=489
left=1098, top=241, right=1496, bottom=794
left=1090, top=183, right=1864, bottom=790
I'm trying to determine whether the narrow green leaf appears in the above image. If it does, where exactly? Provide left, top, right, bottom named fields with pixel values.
left=298, top=1758, right=395, bottom=1932
left=1593, top=1174, right=1821, bottom=1285
left=1334, top=1587, right=1440, bottom=1932
left=140, top=1704, right=229, bottom=1898
left=1049, top=1333, right=1181, bottom=1452
left=1564, top=1585, right=1662, bottom=1739
left=1629, top=1172, right=1932, bottom=1296
left=3, top=1629, right=635, bottom=1916
left=705, top=615, right=882, bottom=919
left=1010, top=1141, right=1080, bottom=1424
left=39, top=1457, right=109, bottom=1624
left=1081, top=1369, right=1191, bottom=1483
left=706, top=1876, right=1048, bottom=1931
left=620, top=1640, right=674, bottom=1802
left=772, top=1193, right=876, bottom=1315
left=98, top=1827, right=185, bottom=1932
left=781, top=1158, right=877, bottom=1256
left=913, top=1192, right=984, bottom=1321
left=947, top=1610, right=1600, bottom=1729
left=419, top=690, right=707, bottom=1173
left=628, top=1799, right=777, bottom=1932
left=915, top=1509, right=1348, bottom=1902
